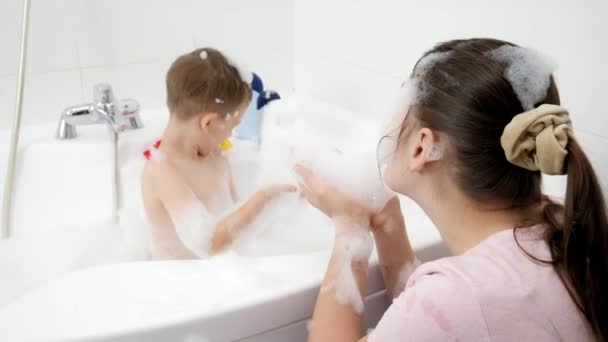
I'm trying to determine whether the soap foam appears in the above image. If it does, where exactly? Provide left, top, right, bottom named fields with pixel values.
left=486, top=45, right=557, bottom=111
left=0, top=222, right=135, bottom=306
left=427, top=144, right=443, bottom=161
left=412, top=51, right=453, bottom=101
left=1, top=98, right=397, bottom=308
left=377, top=79, right=418, bottom=172
left=286, top=119, right=395, bottom=212
left=332, top=221, right=373, bottom=313
left=167, top=200, right=219, bottom=258
left=412, top=51, right=453, bottom=79
left=376, top=52, right=452, bottom=177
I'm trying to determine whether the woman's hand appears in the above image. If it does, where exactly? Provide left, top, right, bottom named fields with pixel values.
left=294, top=165, right=370, bottom=220
left=296, top=165, right=377, bottom=341
left=371, top=196, right=406, bottom=234
left=370, top=197, right=415, bottom=268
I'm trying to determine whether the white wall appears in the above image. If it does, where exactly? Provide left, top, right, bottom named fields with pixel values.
left=0, top=0, right=295, bottom=129
left=0, top=0, right=606, bottom=184
left=294, top=0, right=608, bottom=186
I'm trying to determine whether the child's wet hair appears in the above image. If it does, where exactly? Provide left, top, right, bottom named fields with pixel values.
left=165, top=47, right=252, bottom=120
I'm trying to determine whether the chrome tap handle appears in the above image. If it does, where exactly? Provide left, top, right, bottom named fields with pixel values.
left=117, top=98, right=144, bottom=129
left=93, top=83, right=115, bottom=105
left=93, top=83, right=117, bottom=117
left=56, top=83, right=143, bottom=139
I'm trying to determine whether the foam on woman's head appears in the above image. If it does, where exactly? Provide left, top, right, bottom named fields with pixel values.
left=387, top=51, right=453, bottom=124
left=411, top=51, right=453, bottom=101
left=376, top=81, right=416, bottom=171
left=376, top=51, right=452, bottom=176
left=486, top=45, right=557, bottom=111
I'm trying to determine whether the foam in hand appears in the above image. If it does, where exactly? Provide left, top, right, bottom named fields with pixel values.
left=287, top=119, right=395, bottom=212
left=332, top=220, right=374, bottom=313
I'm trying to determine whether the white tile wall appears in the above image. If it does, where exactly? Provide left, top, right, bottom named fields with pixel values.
left=81, top=62, right=169, bottom=112
left=28, top=0, right=80, bottom=74
left=0, top=0, right=605, bottom=189
left=0, top=75, right=17, bottom=129
left=73, top=0, right=195, bottom=68
left=294, top=0, right=608, bottom=183
left=188, top=0, right=295, bottom=91
left=0, top=0, right=295, bottom=130
left=296, top=55, right=402, bottom=118
left=0, top=0, right=21, bottom=77
left=20, top=70, right=84, bottom=126
left=576, top=130, right=608, bottom=188
left=0, top=75, right=17, bottom=173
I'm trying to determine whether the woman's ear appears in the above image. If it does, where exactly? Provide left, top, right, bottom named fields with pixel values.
left=199, top=112, right=218, bottom=132
left=408, top=127, right=442, bottom=172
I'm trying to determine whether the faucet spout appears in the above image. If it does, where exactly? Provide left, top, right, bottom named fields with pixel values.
left=56, top=104, right=96, bottom=139
left=55, top=84, right=143, bottom=139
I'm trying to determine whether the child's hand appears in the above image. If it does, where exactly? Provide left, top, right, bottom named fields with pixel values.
left=261, top=184, right=297, bottom=199
left=294, top=164, right=370, bottom=220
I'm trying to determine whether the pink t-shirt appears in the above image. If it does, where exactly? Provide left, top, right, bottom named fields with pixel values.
left=369, top=226, right=594, bottom=341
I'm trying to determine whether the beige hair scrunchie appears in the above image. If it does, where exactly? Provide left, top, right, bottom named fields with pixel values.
left=501, top=104, right=573, bottom=175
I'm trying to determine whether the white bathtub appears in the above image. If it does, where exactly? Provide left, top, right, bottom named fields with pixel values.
left=0, top=93, right=447, bottom=341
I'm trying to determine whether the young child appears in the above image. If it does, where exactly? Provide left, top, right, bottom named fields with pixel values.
left=142, top=48, right=295, bottom=260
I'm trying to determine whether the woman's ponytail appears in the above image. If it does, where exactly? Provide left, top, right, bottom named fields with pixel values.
left=543, top=139, right=608, bottom=341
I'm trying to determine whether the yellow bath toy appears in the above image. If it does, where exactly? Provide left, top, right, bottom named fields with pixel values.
left=220, top=139, right=233, bottom=151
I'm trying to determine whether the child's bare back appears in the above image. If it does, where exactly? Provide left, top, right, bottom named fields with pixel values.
left=142, top=147, right=234, bottom=259
left=141, top=48, right=294, bottom=260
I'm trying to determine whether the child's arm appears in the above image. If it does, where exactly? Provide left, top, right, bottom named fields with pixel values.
left=218, top=157, right=296, bottom=251
left=149, top=163, right=294, bottom=256
left=210, top=184, right=295, bottom=252
left=227, top=161, right=239, bottom=203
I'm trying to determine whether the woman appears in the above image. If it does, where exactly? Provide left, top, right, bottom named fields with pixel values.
left=296, top=38, right=607, bottom=341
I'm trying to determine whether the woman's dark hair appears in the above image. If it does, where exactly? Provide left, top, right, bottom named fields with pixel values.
left=404, top=38, right=607, bottom=340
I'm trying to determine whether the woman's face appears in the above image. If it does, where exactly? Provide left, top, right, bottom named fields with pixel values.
left=380, top=122, right=415, bottom=195
left=380, top=112, right=446, bottom=198
left=378, top=110, right=415, bottom=193
left=378, top=77, right=450, bottom=198
left=377, top=79, right=422, bottom=191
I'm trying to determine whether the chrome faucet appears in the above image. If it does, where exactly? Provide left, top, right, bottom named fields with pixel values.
left=55, top=83, right=144, bottom=225
left=57, top=83, right=143, bottom=139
